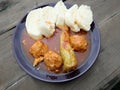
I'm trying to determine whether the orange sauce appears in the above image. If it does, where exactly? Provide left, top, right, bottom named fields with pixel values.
left=21, top=28, right=91, bottom=74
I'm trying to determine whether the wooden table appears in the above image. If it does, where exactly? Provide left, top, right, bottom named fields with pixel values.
left=0, top=0, right=120, bottom=90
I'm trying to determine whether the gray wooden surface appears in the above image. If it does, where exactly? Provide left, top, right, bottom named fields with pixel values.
left=0, top=0, right=120, bottom=90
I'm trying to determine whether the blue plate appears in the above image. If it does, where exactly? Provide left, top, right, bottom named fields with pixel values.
left=13, top=3, right=100, bottom=82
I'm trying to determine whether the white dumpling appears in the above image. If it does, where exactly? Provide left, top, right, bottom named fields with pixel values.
left=26, top=6, right=56, bottom=40
left=41, top=6, right=56, bottom=24
left=40, top=6, right=56, bottom=37
left=54, top=0, right=67, bottom=30
left=65, top=4, right=80, bottom=32
left=38, top=20, right=55, bottom=38
left=26, top=1, right=93, bottom=40
left=76, top=5, right=93, bottom=31
left=26, top=8, right=43, bottom=40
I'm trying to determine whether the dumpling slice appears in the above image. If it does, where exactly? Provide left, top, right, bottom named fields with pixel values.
left=40, top=6, right=56, bottom=38
left=38, top=20, right=55, bottom=38
left=26, top=8, right=43, bottom=40
left=76, top=5, right=93, bottom=31
left=54, top=0, right=68, bottom=31
left=65, top=4, right=80, bottom=32
left=41, top=6, right=56, bottom=24
left=26, top=6, right=56, bottom=40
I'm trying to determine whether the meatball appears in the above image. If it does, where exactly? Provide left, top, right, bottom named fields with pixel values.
left=29, top=41, right=48, bottom=58
left=70, top=35, right=88, bottom=52
left=44, top=51, right=63, bottom=73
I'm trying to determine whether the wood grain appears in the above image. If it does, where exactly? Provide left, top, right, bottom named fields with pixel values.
left=0, top=0, right=64, bottom=33
left=0, top=0, right=120, bottom=90
left=0, top=29, right=26, bottom=90
left=5, top=8, right=120, bottom=90
left=0, top=0, right=120, bottom=33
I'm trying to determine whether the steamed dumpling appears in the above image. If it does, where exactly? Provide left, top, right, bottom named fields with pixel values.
left=54, top=0, right=68, bottom=30
left=26, top=1, right=93, bottom=40
left=26, top=6, right=56, bottom=40
left=26, top=8, right=43, bottom=40
left=65, top=4, right=80, bottom=32
left=76, top=5, right=93, bottom=31
left=40, top=6, right=56, bottom=38
left=41, top=6, right=56, bottom=24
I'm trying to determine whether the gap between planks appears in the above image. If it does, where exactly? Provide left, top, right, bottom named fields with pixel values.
left=2, top=2, right=120, bottom=90
left=2, top=74, right=27, bottom=90
left=1, top=5, right=120, bottom=36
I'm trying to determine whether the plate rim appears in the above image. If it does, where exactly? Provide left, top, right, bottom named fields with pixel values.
left=13, top=2, right=100, bottom=83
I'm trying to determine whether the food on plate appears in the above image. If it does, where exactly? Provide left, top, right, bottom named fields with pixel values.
left=65, top=4, right=80, bottom=32
left=42, top=6, right=56, bottom=24
left=29, top=41, right=48, bottom=58
left=76, top=5, right=93, bottom=31
left=44, top=51, right=63, bottom=73
left=25, top=0, right=93, bottom=40
left=60, top=30, right=77, bottom=72
left=25, top=0, right=93, bottom=73
left=26, top=8, right=43, bottom=40
left=22, top=40, right=26, bottom=45
left=33, top=56, right=44, bottom=66
left=70, top=35, right=88, bottom=52
left=54, top=0, right=68, bottom=31
left=39, top=6, right=56, bottom=38
left=26, top=6, right=56, bottom=40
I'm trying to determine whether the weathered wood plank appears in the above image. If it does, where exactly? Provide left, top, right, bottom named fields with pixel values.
left=65, top=0, right=120, bottom=25
left=0, top=0, right=62, bottom=33
left=0, top=0, right=120, bottom=90
left=0, top=0, right=120, bottom=34
left=0, top=29, right=26, bottom=90
left=94, top=66, right=120, bottom=90
left=3, top=4, right=120, bottom=90
left=0, top=0, right=36, bottom=32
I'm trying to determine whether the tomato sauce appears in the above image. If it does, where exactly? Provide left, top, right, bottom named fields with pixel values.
left=21, top=28, right=91, bottom=74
